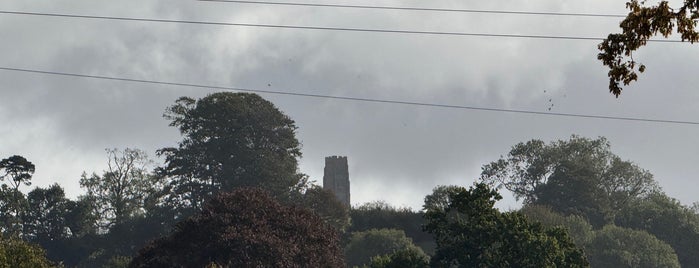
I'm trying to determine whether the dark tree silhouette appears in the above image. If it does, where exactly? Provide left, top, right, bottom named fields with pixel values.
left=0, top=155, right=35, bottom=191
left=129, top=188, right=344, bottom=268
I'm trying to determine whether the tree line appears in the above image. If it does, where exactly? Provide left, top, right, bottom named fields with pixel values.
left=2, top=92, right=698, bottom=267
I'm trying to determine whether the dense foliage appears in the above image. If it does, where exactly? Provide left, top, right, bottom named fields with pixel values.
left=368, top=247, right=429, bottom=268
left=615, top=193, right=699, bottom=267
left=0, top=233, right=55, bottom=268
left=345, top=228, right=426, bottom=267
left=519, top=205, right=594, bottom=247
left=587, top=225, right=680, bottom=268
left=481, top=136, right=658, bottom=227
left=129, top=188, right=344, bottom=267
left=157, top=92, right=304, bottom=211
left=349, top=201, right=434, bottom=254
left=423, top=183, right=589, bottom=267
left=290, top=185, right=351, bottom=232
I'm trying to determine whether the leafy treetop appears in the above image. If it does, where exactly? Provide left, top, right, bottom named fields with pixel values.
left=0, top=155, right=35, bottom=191
left=599, top=0, right=699, bottom=96
left=423, top=183, right=589, bottom=268
left=157, top=92, right=303, bottom=210
left=480, top=136, right=659, bottom=226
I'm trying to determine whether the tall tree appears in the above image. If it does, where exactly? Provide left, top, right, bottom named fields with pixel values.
left=129, top=188, right=344, bottom=267
left=0, top=155, right=35, bottom=237
left=80, top=148, right=158, bottom=230
left=423, top=183, right=588, bottom=267
left=480, top=136, right=658, bottom=226
left=598, top=0, right=699, bottom=96
left=157, top=92, right=304, bottom=210
left=0, top=155, right=35, bottom=191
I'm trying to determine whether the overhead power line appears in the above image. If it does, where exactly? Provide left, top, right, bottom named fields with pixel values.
left=0, top=10, right=684, bottom=42
left=197, top=0, right=626, bottom=18
left=1, top=66, right=697, bottom=126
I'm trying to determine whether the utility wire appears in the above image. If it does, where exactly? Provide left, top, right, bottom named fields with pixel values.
left=0, top=10, right=684, bottom=42
left=1, top=66, right=697, bottom=126
left=197, top=0, right=626, bottom=18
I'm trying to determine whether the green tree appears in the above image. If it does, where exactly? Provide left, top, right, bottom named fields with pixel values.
left=292, top=185, right=350, bottom=232
left=0, top=155, right=35, bottom=191
left=369, top=247, right=429, bottom=268
left=80, top=148, right=159, bottom=230
left=22, top=185, right=87, bottom=267
left=0, top=234, right=55, bottom=268
left=0, top=155, right=34, bottom=236
left=129, top=188, right=344, bottom=267
left=30, top=196, right=99, bottom=267
left=615, top=193, right=699, bottom=267
left=157, top=92, right=304, bottom=210
left=480, top=136, right=658, bottom=226
left=587, top=225, right=680, bottom=268
left=350, top=201, right=434, bottom=254
left=423, top=183, right=588, bottom=268
left=599, top=0, right=699, bottom=96
left=23, top=184, right=71, bottom=242
left=63, top=197, right=98, bottom=238
left=0, top=185, right=27, bottom=236
left=535, top=161, right=614, bottom=227
left=82, top=209, right=182, bottom=268
left=422, top=185, right=462, bottom=213
left=345, top=228, right=426, bottom=267
left=519, top=205, right=594, bottom=247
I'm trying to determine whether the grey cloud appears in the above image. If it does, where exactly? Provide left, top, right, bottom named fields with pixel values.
left=1, top=0, right=697, bottom=210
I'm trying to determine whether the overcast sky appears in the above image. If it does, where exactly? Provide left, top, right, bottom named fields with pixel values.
left=1, top=0, right=698, bottom=210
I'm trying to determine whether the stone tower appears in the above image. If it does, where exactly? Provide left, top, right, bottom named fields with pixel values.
left=323, top=156, right=350, bottom=206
